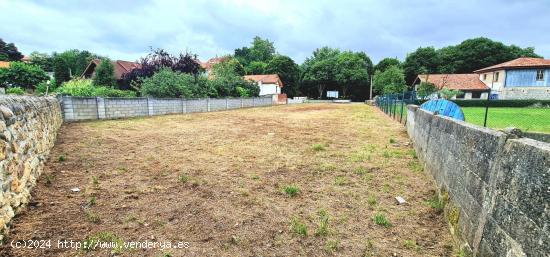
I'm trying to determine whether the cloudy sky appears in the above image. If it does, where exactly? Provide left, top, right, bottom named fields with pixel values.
left=1, top=0, right=549, bottom=63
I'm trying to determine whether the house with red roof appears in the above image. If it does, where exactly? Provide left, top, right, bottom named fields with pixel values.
left=474, top=57, right=550, bottom=100
left=81, top=59, right=141, bottom=87
left=244, top=74, right=283, bottom=96
left=414, top=57, right=550, bottom=100
left=413, top=74, right=490, bottom=99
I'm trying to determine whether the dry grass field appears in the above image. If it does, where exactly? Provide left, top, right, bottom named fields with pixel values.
left=1, top=104, right=453, bottom=256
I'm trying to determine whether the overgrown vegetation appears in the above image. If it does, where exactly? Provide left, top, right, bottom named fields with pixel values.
left=290, top=217, right=308, bottom=236
left=56, top=79, right=136, bottom=97
left=0, top=62, right=49, bottom=89
left=373, top=213, right=391, bottom=227
left=283, top=185, right=300, bottom=197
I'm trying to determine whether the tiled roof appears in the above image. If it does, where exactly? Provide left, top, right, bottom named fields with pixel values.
left=474, top=57, right=550, bottom=73
left=85, top=59, right=141, bottom=79
left=417, top=74, right=489, bottom=91
left=200, top=57, right=228, bottom=70
left=0, top=61, right=9, bottom=68
left=244, top=74, right=284, bottom=87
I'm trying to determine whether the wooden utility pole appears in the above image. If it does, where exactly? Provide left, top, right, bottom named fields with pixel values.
left=369, top=75, right=373, bottom=100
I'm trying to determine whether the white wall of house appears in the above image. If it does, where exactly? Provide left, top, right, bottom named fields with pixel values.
left=259, top=81, right=281, bottom=96
left=479, top=69, right=506, bottom=94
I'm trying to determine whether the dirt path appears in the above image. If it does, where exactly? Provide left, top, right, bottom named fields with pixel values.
left=0, top=104, right=453, bottom=256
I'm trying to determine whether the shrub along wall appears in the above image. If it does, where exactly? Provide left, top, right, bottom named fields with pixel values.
left=0, top=96, right=62, bottom=241
left=406, top=105, right=548, bottom=256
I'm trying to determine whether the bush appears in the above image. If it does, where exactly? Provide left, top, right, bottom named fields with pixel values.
left=141, top=69, right=195, bottom=98
left=35, top=79, right=56, bottom=96
left=93, top=59, right=116, bottom=87
left=0, top=62, right=49, bottom=89
left=56, top=79, right=136, bottom=97
left=6, top=87, right=25, bottom=95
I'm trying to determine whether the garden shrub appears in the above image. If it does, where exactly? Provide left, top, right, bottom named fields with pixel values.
left=0, top=62, right=49, bottom=89
left=140, top=68, right=195, bottom=98
left=56, top=79, right=136, bottom=97
left=93, top=59, right=116, bottom=88
left=6, top=87, right=25, bottom=95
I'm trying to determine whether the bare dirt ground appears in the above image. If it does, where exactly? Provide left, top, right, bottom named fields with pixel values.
left=0, top=104, right=453, bottom=257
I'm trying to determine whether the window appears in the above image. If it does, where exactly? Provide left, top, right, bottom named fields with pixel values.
left=483, top=74, right=487, bottom=80
left=493, top=72, right=499, bottom=82
left=536, top=69, right=544, bottom=81
left=472, top=91, right=482, bottom=99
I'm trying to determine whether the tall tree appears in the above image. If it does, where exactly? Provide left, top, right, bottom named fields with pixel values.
left=265, top=55, right=300, bottom=97
left=0, top=39, right=23, bottom=61
left=54, top=57, right=71, bottom=86
left=374, top=57, right=401, bottom=73
left=0, top=62, right=49, bottom=89
left=335, top=51, right=369, bottom=98
left=302, top=47, right=341, bottom=98
left=234, top=36, right=276, bottom=74
left=93, top=59, right=116, bottom=87
left=402, top=47, right=440, bottom=85
left=29, top=51, right=54, bottom=72
left=373, top=66, right=406, bottom=94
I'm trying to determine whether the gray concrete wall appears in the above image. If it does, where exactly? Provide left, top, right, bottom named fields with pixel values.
left=501, top=87, right=550, bottom=100
left=0, top=96, right=62, bottom=241
left=60, top=96, right=273, bottom=121
left=406, top=105, right=549, bottom=256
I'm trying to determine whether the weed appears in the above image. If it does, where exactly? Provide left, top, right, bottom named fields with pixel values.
left=373, top=213, right=391, bottom=227
left=354, top=166, right=369, bottom=176
left=325, top=239, right=340, bottom=252
left=382, top=183, right=390, bottom=193
left=389, top=138, right=396, bottom=144
left=408, top=149, right=418, bottom=159
left=315, top=210, right=330, bottom=236
left=312, top=143, right=326, bottom=151
left=367, top=195, right=377, bottom=206
left=409, top=161, right=423, bottom=173
left=58, top=155, right=66, bottom=162
left=44, top=174, right=54, bottom=186
left=362, top=239, right=375, bottom=257
left=160, top=252, right=172, bottom=257
left=85, top=210, right=101, bottom=224
left=82, top=231, right=124, bottom=253
left=404, top=239, right=421, bottom=251
left=334, top=176, right=348, bottom=186
left=88, top=196, right=96, bottom=206
left=291, top=218, right=308, bottom=236
left=426, top=193, right=445, bottom=213
left=283, top=185, right=300, bottom=197
left=320, top=162, right=337, bottom=172
left=92, top=176, right=99, bottom=187
left=178, top=173, right=189, bottom=183
left=251, top=174, right=260, bottom=180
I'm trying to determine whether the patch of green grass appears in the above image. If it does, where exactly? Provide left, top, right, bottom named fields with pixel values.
left=312, top=143, right=326, bottom=151
left=426, top=193, right=445, bottom=213
left=58, top=154, right=66, bottom=162
left=251, top=174, right=260, bottom=180
left=283, top=185, right=300, bottom=197
left=408, top=161, right=423, bottom=173
left=408, top=149, right=418, bottom=159
left=373, top=213, right=391, bottom=227
left=291, top=217, right=308, bottom=236
left=389, top=138, right=396, bottom=144
left=88, top=196, right=96, bottom=206
left=325, top=239, right=340, bottom=252
left=382, top=183, right=390, bottom=193
left=85, top=210, right=101, bottom=224
left=367, top=195, right=377, bottom=206
left=320, top=162, right=337, bottom=172
left=315, top=209, right=330, bottom=236
left=334, top=176, right=348, bottom=186
left=178, top=173, right=189, bottom=183
left=44, top=174, right=54, bottom=186
left=404, top=239, right=421, bottom=251
left=462, top=107, right=550, bottom=133
left=91, top=176, right=99, bottom=187
left=81, top=231, right=124, bottom=253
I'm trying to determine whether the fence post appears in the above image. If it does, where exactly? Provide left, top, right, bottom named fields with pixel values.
left=147, top=97, right=154, bottom=116
left=400, top=92, right=405, bottom=123
left=96, top=97, right=106, bottom=120
left=483, top=90, right=490, bottom=127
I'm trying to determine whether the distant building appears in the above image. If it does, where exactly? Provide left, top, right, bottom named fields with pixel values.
left=244, top=74, right=283, bottom=96
left=0, top=61, right=9, bottom=68
left=474, top=57, right=550, bottom=100
left=413, top=74, right=490, bottom=99
left=199, top=57, right=228, bottom=77
left=81, top=59, right=141, bottom=87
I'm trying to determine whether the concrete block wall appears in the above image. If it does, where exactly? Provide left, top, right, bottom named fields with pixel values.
left=0, top=96, right=62, bottom=241
left=406, top=105, right=549, bottom=256
left=60, top=96, right=273, bottom=121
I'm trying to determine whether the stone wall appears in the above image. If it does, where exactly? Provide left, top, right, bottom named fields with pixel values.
left=0, top=96, right=62, bottom=241
left=500, top=87, right=550, bottom=100
left=60, top=96, right=274, bottom=121
left=406, top=105, right=549, bottom=256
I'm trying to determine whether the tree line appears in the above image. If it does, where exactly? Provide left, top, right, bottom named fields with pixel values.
left=0, top=37, right=542, bottom=99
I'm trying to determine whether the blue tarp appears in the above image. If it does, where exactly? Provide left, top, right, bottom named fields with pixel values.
left=420, top=99, right=465, bottom=121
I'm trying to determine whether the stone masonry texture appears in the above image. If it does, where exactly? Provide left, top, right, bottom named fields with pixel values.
left=0, top=96, right=62, bottom=242
left=406, top=105, right=549, bottom=256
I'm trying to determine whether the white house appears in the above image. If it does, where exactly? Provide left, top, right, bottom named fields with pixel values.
left=243, top=74, right=283, bottom=96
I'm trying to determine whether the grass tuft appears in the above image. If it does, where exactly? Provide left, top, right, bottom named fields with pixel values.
left=291, top=217, right=308, bottom=236
left=315, top=209, right=330, bottom=236
left=283, top=185, right=300, bottom=197
left=312, top=143, right=326, bottom=151
left=373, top=213, right=391, bottom=227
left=58, top=155, right=66, bottom=162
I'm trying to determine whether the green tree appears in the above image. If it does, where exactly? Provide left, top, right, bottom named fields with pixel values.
left=438, top=88, right=463, bottom=99
left=0, top=62, right=49, bottom=89
left=402, top=47, right=440, bottom=85
left=210, top=58, right=259, bottom=97
left=54, top=56, right=71, bottom=86
left=373, top=66, right=406, bottom=94
left=54, top=49, right=97, bottom=77
left=265, top=55, right=300, bottom=97
left=211, top=57, right=245, bottom=77
left=374, top=57, right=401, bottom=73
left=0, top=39, right=23, bottom=61
left=140, top=68, right=195, bottom=98
left=29, top=51, right=54, bottom=72
left=93, top=59, right=116, bottom=87
left=335, top=51, right=369, bottom=98
left=235, top=36, right=276, bottom=71
left=246, top=61, right=268, bottom=75
left=302, top=47, right=341, bottom=98
left=417, top=81, right=438, bottom=99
